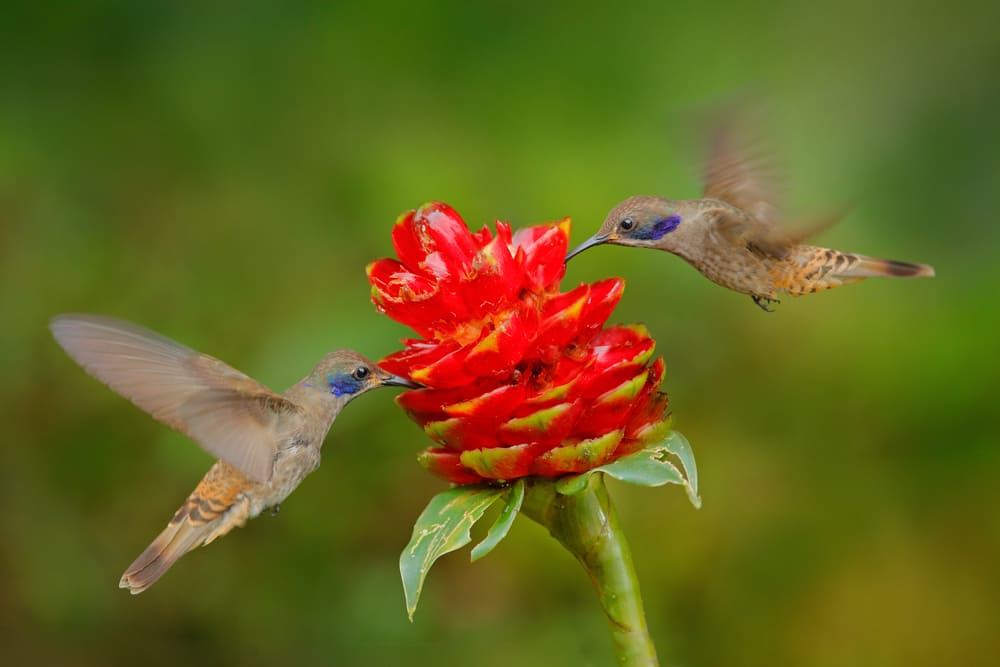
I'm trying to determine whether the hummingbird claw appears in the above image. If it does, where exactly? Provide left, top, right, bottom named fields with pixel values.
left=751, top=296, right=780, bottom=312
left=270, top=504, right=281, bottom=517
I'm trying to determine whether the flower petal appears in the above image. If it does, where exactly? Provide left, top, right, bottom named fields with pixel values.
left=379, top=339, right=461, bottom=379
left=418, top=448, right=483, bottom=484
left=442, top=382, right=527, bottom=421
left=460, top=443, right=546, bottom=481
left=513, top=218, right=570, bottom=291
left=534, top=283, right=590, bottom=350
left=410, top=345, right=482, bottom=388
left=423, top=416, right=499, bottom=451
left=396, top=382, right=503, bottom=426
left=577, top=278, right=626, bottom=339
left=391, top=209, right=432, bottom=276
left=415, top=202, right=477, bottom=279
left=532, top=430, right=623, bottom=476
left=578, top=339, right=656, bottom=400
left=499, top=402, right=581, bottom=446
left=576, top=369, right=650, bottom=438
left=463, top=231, right=520, bottom=317
left=463, top=306, right=539, bottom=377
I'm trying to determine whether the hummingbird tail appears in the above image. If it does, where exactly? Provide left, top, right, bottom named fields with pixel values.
left=120, top=480, right=251, bottom=594
left=832, top=254, right=935, bottom=280
left=119, top=517, right=213, bottom=594
left=774, top=246, right=935, bottom=296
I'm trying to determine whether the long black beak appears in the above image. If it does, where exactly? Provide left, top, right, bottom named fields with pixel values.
left=564, top=233, right=609, bottom=263
left=380, top=372, right=421, bottom=389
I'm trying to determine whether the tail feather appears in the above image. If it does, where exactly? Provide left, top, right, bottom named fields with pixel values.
left=119, top=516, right=213, bottom=594
left=120, top=471, right=251, bottom=594
left=774, top=246, right=935, bottom=296
left=836, top=255, right=935, bottom=279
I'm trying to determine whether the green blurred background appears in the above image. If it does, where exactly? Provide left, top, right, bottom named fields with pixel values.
left=3, top=1, right=998, bottom=665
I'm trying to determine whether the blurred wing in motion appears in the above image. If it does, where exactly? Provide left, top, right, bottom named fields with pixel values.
left=713, top=207, right=847, bottom=260
left=50, top=314, right=301, bottom=482
left=702, top=105, right=844, bottom=259
left=702, top=106, right=785, bottom=225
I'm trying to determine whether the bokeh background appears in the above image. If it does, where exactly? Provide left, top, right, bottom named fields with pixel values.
left=3, top=2, right=998, bottom=666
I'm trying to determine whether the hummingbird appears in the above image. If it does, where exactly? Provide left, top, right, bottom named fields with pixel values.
left=565, top=122, right=935, bottom=311
left=50, top=314, right=416, bottom=594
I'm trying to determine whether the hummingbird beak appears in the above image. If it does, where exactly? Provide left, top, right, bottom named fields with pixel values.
left=565, top=233, right=610, bottom=263
left=377, top=370, right=421, bottom=389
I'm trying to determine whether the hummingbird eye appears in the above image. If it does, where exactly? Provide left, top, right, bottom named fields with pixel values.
left=352, top=366, right=370, bottom=381
left=619, top=217, right=635, bottom=232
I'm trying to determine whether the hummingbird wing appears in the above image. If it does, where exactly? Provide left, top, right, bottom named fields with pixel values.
left=712, top=206, right=847, bottom=260
left=702, top=106, right=844, bottom=259
left=50, top=314, right=301, bottom=483
left=710, top=207, right=795, bottom=259
left=701, top=110, right=784, bottom=226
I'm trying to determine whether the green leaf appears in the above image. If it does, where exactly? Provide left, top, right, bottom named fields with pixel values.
left=663, top=430, right=701, bottom=509
left=555, top=430, right=702, bottom=509
left=400, top=485, right=503, bottom=620
left=471, top=478, right=525, bottom=562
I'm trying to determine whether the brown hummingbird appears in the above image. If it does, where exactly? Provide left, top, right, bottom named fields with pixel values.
left=50, top=314, right=416, bottom=594
left=565, top=120, right=935, bottom=311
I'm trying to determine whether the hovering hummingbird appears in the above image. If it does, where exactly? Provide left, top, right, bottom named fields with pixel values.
left=50, top=314, right=416, bottom=594
left=565, top=120, right=935, bottom=311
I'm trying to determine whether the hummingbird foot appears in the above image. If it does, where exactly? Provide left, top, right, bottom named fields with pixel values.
left=270, top=504, right=281, bottom=517
left=751, top=296, right=780, bottom=312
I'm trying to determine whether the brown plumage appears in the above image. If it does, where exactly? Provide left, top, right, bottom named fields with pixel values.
left=770, top=246, right=933, bottom=296
left=120, top=462, right=253, bottom=594
left=566, top=115, right=934, bottom=311
left=51, top=314, right=416, bottom=593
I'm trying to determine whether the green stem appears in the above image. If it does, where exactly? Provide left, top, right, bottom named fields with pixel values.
left=521, top=473, right=659, bottom=666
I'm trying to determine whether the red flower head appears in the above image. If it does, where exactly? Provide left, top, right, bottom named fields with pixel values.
left=368, top=202, right=669, bottom=485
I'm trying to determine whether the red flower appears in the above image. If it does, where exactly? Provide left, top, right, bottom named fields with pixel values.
left=368, top=202, right=669, bottom=484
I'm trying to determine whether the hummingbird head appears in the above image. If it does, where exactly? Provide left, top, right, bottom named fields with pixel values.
left=565, top=196, right=689, bottom=261
left=305, top=350, right=419, bottom=401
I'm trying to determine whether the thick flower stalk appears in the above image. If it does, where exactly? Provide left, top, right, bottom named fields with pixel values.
left=367, top=202, right=669, bottom=483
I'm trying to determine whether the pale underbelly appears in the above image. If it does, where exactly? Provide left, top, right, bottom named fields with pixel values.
left=247, top=446, right=321, bottom=517
left=688, top=254, right=773, bottom=296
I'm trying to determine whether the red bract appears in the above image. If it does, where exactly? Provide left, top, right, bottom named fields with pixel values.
left=368, top=202, right=669, bottom=484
